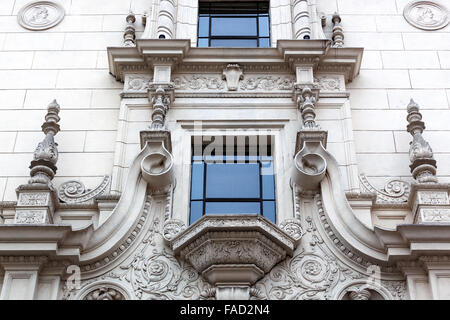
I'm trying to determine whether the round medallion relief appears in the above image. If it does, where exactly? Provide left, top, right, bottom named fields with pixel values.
left=17, top=1, right=65, bottom=31
left=403, top=1, right=449, bottom=30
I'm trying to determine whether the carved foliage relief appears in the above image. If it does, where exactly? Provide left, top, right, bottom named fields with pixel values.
left=64, top=192, right=406, bottom=300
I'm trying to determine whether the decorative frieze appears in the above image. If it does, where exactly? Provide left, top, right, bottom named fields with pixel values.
left=403, top=1, right=449, bottom=30
left=17, top=1, right=65, bottom=31
left=14, top=209, right=48, bottom=224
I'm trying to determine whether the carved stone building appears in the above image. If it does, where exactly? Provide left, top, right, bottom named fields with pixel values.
left=0, top=0, right=450, bottom=300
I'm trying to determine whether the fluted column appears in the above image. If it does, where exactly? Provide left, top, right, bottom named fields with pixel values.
left=292, top=0, right=311, bottom=39
left=156, top=0, right=176, bottom=39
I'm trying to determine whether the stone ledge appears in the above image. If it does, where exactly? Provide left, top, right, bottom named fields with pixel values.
left=170, top=214, right=297, bottom=286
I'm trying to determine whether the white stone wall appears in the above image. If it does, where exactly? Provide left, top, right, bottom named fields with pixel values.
left=317, top=0, right=450, bottom=189
left=0, top=0, right=149, bottom=201
left=1, top=0, right=450, bottom=202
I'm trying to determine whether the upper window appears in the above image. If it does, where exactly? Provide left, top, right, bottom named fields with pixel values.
left=189, top=136, right=276, bottom=225
left=198, top=1, right=270, bottom=48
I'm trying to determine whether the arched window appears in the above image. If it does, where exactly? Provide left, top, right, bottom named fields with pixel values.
left=198, top=1, right=270, bottom=47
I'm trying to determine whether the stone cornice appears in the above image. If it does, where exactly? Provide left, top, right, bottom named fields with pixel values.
left=108, top=39, right=363, bottom=83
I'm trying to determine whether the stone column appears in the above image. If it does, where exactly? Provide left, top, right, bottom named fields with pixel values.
left=14, top=100, right=60, bottom=224
left=0, top=256, right=47, bottom=300
left=420, top=256, right=450, bottom=300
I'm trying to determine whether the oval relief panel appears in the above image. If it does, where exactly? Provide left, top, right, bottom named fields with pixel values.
left=17, top=1, right=65, bottom=31
left=403, top=1, right=449, bottom=30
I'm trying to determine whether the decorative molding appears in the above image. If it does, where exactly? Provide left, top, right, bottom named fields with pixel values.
left=239, top=76, right=295, bottom=91
left=14, top=209, right=48, bottom=224
left=359, top=174, right=410, bottom=204
left=420, top=208, right=450, bottom=222
left=313, top=75, right=343, bottom=92
left=403, top=1, right=449, bottom=30
left=253, top=193, right=405, bottom=300
left=173, top=75, right=225, bottom=91
left=279, top=219, right=304, bottom=243
left=79, top=196, right=152, bottom=273
left=162, top=219, right=186, bottom=242
left=17, top=1, right=65, bottom=31
left=83, top=287, right=126, bottom=300
left=57, top=176, right=110, bottom=204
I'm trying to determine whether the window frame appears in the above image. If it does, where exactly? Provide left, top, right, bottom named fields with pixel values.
left=189, top=137, right=276, bottom=225
left=197, top=1, right=271, bottom=48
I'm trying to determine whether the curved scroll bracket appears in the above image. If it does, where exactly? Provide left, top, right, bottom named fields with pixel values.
left=139, top=130, right=175, bottom=190
left=292, top=130, right=328, bottom=194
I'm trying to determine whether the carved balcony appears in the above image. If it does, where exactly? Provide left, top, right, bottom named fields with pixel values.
left=170, top=214, right=296, bottom=287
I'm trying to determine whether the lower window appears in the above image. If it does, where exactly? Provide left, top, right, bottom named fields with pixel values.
left=189, top=136, right=276, bottom=224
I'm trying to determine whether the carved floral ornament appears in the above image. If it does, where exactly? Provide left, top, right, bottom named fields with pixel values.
left=17, top=1, right=65, bottom=31
left=403, top=1, right=449, bottom=30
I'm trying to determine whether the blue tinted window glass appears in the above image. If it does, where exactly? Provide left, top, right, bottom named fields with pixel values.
left=258, top=16, right=269, bottom=37
left=198, top=16, right=209, bottom=37
left=261, top=161, right=275, bottom=200
left=190, top=201, right=204, bottom=224
left=190, top=162, right=204, bottom=200
left=263, top=201, right=276, bottom=223
left=259, top=38, right=270, bottom=48
left=206, top=163, right=260, bottom=199
left=211, top=18, right=257, bottom=36
left=197, top=38, right=209, bottom=47
left=210, top=39, right=258, bottom=47
left=205, top=202, right=260, bottom=214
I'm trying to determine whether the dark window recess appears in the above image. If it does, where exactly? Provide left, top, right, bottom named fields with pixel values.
left=198, top=1, right=270, bottom=48
left=189, top=140, right=276, bottom=225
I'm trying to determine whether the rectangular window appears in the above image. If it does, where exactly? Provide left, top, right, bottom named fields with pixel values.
left=198, top=1, right=271, bottom=48
left=189, top=136, right=276, bottom=225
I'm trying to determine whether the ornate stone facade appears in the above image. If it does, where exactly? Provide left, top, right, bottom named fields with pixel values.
left=0, top=0, right=450, bottom=301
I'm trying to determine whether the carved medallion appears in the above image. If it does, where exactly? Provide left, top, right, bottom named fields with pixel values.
left=17, top=1, right=65, bottom=31
left=403, top=1, right=449, bottom=30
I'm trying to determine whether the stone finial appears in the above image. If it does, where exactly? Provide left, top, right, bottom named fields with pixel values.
left=298, top=87, right=320, bottom=129
left=150, top=85, right=171, bottom=129
left=406, top=99, right=437, bottom=183
left=29, top=100, right=61, bottom=185
left=123, top=12, right=136, bottom=47
left=331, top=13, right=344, bottom=48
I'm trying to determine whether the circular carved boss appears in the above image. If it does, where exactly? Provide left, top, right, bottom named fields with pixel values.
left=403, top=1, right=449, bottom=30
left=17, top=1, right=65, bottom=31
